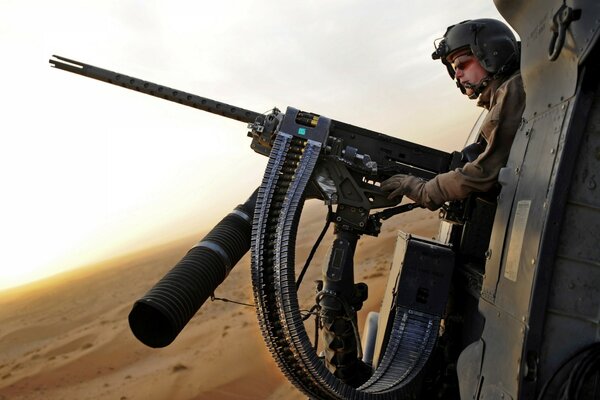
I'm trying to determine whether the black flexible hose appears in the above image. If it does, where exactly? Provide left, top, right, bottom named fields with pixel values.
left=537, top=342, right=600, bottom=400
left=128, top=189, right=257, bottom=348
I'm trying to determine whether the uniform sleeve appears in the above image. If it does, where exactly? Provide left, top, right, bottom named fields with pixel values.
left=421, top=75, right=526, bottom=209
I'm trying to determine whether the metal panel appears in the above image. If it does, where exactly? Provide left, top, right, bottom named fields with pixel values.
left=567, top=89, right=600, bottom=208
left=456, top=339, right=485, bottom=400
left=495, top=0, right=577, bottom=115
left=548, top=256, right=600, bottom=322
left=569, top=0, right=600, bottom=64
left=482, top=103, right=568, bottom=307
left=494, top=0, right=600, bottom=115
left=481, top=119, right=531, bottom=303
left=478, top=299, right=526, bottom=398
left=494, top=104, right=569, bottom=321
left=558, top=204, right=600, bottom=264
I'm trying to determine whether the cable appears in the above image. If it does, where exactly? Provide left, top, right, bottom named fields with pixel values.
left=210, top=294, right=254, bottom=308
left=295, top=204, right=333, bottom=290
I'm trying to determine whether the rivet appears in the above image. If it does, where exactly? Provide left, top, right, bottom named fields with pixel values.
left=587, top=178, right=596, bottom=190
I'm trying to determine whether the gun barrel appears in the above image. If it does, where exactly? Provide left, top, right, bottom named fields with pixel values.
left=49, top=55, right=262, bottom=124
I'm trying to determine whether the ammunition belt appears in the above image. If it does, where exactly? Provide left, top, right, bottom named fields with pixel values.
left=251, top=131, right=441, bottom=399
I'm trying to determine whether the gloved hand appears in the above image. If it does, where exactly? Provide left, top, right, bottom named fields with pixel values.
left=381, top=174, right=426, bottom=203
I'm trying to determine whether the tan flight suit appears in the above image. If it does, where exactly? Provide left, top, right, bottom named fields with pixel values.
left=420, top=71, right=526, bottom=210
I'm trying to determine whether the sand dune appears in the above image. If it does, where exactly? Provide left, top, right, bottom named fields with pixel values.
left=0, top=202, right=439, bottom=399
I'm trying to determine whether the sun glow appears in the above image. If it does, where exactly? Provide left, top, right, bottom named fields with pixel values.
left=0, top=1, right=501, bottom=291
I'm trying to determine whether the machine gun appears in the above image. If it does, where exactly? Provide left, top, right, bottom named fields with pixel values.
left=50, top=55, right=464, bottom=397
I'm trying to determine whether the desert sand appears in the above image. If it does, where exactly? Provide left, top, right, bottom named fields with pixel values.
left=0, top=201, right=439, bottom=400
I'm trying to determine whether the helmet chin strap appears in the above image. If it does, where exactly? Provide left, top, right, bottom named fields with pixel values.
left=460, top=75, right=492, bottom=99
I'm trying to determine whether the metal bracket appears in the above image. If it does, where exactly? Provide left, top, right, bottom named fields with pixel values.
left=549, top=4, right=582, bottom=61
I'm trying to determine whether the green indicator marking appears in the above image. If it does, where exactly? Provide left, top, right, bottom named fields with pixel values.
left=298, top=127, right=306, bottom=136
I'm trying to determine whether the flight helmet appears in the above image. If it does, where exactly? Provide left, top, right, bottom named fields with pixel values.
left=432, top=19, right=520, bottom=96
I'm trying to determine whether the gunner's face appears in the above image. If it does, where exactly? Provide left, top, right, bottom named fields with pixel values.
left=449, top=53, right=488, bottom=97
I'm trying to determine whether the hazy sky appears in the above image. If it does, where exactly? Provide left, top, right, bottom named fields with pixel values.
left=0, top=1, right=506, bottom=290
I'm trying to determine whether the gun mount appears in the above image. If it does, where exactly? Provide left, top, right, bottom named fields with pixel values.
left=50, top=1, right=600, bottom=395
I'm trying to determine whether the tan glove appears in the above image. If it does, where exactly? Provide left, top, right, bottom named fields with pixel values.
left=381, top=174, right=426, bottom=202
left=381, top=174, right=445, bottom=211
